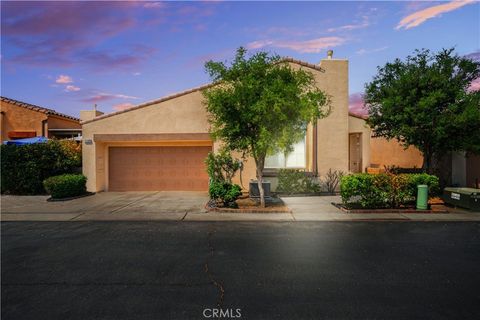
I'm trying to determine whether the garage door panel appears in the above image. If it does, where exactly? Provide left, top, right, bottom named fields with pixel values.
left=108, top=146, right=211, bottom=191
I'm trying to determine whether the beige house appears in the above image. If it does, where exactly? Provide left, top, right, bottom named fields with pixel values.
left=1, top=96, right=81, bottom=141
left=81, top=54, right=422, bottom=192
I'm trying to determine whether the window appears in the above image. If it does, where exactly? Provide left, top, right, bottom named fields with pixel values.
left=265, top=138, right=306, bottom=169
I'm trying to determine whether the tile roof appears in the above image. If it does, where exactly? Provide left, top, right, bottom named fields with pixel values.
left=82, top=58, right=325, bottom=125
left=1, top=96, right=80, bottom=122
left=348, top=112, right=368, bottom=120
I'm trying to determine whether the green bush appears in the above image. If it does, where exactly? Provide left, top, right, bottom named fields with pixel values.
left=1, top=140, right=82, bottom=195
left=209, top=181, right=242, bottom=208
left=340, top=173, right=439, bottom=209
left=205, top=150, right=241, bottom=184
left=276, top=169, right=320, bottom=194
left=43, top=174, right=87, bottom=199
left=408, top=173, right=440, bottom=197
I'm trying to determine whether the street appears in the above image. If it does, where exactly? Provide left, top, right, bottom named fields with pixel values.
left=2, top=221, right=480, bottom=320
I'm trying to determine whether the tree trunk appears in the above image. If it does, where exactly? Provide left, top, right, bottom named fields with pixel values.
left=423, top=151, right=433, bottom=174
left=255, top=157, right=266, bottom=208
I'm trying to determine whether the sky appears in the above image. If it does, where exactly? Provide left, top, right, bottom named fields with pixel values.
left=1, top=0, right=479, bottom=118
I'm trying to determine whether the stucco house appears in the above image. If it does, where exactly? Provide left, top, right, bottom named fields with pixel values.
left=81, top=53, right=422, bottom=193
left=1, top=96, right=81, bottom=141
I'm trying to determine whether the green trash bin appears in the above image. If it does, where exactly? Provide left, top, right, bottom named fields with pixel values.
left=416, top=184, right=428, bottom=210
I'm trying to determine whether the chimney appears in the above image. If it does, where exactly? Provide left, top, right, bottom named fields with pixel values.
left=80, top=104, right=104, bottom=122
left=327, top=50, right=333, bottom=59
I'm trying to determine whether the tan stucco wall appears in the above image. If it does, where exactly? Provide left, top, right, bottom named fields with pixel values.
left=0, top=101, right=46, bottom=141
left=82, top=90, right=212, bottom=191
left=370, top=137, right=423, bottom=169
left=348, top=115, right=371, bottom=172
left=48, top=116, right=81, bottom=130
left=314, top=59, right=350, bottom=175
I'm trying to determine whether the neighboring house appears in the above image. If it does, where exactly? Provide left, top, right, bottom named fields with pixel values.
left=0, top=96, right=81, bottom=141
left=81, top=53, right=422, bottom=192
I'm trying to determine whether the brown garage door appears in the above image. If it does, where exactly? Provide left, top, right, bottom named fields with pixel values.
left=108, top=146, right=211, bottom=191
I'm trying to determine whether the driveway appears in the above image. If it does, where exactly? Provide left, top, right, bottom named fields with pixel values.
left=1, top=192, right=208, bottom=221
left=2, top=221, right=480, bottom=320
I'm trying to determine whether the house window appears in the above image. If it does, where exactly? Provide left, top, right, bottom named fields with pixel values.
left=265, top=138, right=306, bottom=169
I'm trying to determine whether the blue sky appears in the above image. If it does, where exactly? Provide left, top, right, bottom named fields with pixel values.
left=1, top=1, right=479, bottom=117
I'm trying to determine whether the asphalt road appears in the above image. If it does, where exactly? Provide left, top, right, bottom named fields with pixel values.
left=2, top=222, right=480, bottom=320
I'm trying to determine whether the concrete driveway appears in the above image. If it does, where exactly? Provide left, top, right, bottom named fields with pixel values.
left=1, top=192, right=208, bottom=221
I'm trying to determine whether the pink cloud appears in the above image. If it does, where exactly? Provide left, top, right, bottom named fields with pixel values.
left=113, top=102, right=135, bottom=111
left=468, top=78, right=480, bottom=92
left=56, top=75, right=73, bottom=84
left=81, top=93, right=139, bottom=103
left=65, top=85, right=80, bottom=92
left=247, top=37, right=345, bottom=53
left=396, top=0, right=475, bottom=30
left=466, top=51, right=480, bottom=61
left=144, top=2, right=166, bottom=9
left=1, top=1, right=146, bottom=69
left=349, top=93, right=368, bottom=117
left=327, top=15, right=370, bottom=33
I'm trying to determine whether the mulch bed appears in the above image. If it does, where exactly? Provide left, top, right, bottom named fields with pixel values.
left=332, top=202, right=449, bottom=214
left=206, top=195, right=292, bottom=213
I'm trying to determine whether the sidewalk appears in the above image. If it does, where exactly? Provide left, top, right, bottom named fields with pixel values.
left=1, top=194, right=479, bottom=222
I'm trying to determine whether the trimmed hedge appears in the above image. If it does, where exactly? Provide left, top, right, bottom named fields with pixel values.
left=340, top=173, right=439, bottom=209
left=1, top=140, right=82, bottom=195
left=43, top=174, right=87, bottom=199
left=276, top=169, right=320, bottom=194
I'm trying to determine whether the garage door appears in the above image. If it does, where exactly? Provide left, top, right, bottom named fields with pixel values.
left=108, top=146, right=211, bottom=191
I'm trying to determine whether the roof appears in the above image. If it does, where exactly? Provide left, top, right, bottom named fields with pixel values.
left=348, top=112, right=368, bottom=120
left=82, top=58, right=326, bottom=125
left=0, top=96, right=80, bottom=122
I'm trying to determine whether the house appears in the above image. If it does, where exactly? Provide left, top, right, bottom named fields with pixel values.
left=0, top=97, right=81, bottom=141
left=81, top=52, right=422, bottom=192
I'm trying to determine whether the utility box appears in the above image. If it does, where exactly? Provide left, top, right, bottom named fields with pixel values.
left=249, top=181, right=271, bottom=198
left=443, top=187, right=480, bottom=211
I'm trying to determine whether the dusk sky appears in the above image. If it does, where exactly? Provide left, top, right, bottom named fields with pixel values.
left=1, top=0, right=479, bottom=118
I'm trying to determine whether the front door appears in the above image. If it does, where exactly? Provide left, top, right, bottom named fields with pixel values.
left=349, top=133, right=362, bottom=173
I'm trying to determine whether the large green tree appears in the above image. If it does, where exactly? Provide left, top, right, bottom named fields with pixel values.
left=203, top=47, right=330, bottom=207
left=365, top=48, right=480, bottom=173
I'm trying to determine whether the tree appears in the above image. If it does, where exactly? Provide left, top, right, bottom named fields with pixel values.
left=202, top=47, right=330, bottom=207
left=365, top=48, right=480, bottom=173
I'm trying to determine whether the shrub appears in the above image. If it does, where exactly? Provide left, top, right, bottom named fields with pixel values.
left=340, top=173, right=387, bottom=208
left=340, top=173, right=439, bottom=209
left=205, top=150, right=242, bottom=184
left=321, top=169, right=345, bottom=194
left=276, top=169, right=320, bottom=194
left=209, top=181, right=242, bottom=208
left=43, top=174, right=87, bottom=199
left=1, top=140, right=82, bottom=195
left=408, top=173, right=440, bottom=197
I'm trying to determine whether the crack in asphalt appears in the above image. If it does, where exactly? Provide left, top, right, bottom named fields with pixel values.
left=205, top=228, right=225, bottom=307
